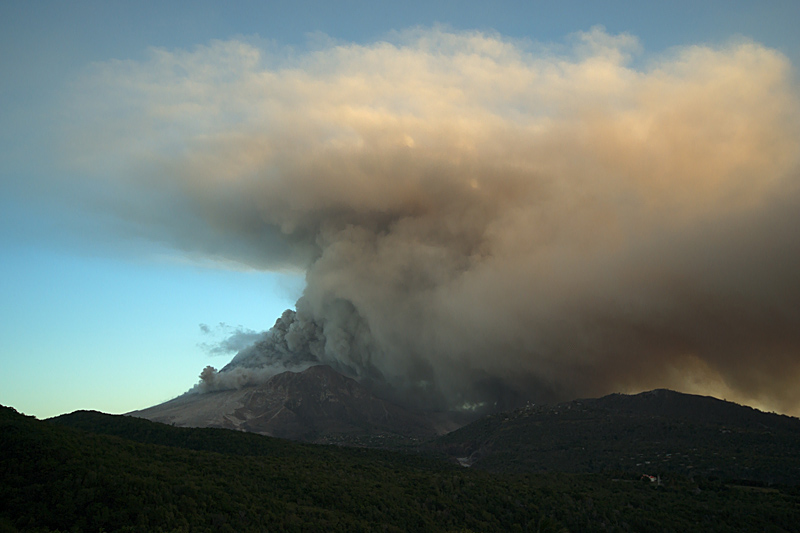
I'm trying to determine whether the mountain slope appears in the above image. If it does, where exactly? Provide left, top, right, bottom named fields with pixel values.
left=592, top=389, right=800, bottom=431
left=433, top=389, right=800, bottom=485
left=128, top=365, right=454, bottom=444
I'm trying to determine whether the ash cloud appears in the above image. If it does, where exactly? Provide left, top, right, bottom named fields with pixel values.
left=65, top=28, right=800, bottom=414
left=198, top=322, right=264, bottom=356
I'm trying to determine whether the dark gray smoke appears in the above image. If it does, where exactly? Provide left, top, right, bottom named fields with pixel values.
left=64, top=28, right=800, bottom=414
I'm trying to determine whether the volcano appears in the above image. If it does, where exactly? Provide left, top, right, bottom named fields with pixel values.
left=128, top=365, right=460, bottom=444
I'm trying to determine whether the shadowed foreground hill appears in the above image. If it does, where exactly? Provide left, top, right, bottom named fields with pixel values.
left=2, top=405, right=800, bottom=532
left=433, top=389, right=800, bottom=485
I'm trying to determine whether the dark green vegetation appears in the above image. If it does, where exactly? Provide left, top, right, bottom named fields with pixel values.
left=3, top=404, right=800, bottom=532
left=433, top=389, right=800, bottom=486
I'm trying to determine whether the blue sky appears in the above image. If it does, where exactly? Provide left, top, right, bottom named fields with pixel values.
left=2, top=1, right=799, bottom=418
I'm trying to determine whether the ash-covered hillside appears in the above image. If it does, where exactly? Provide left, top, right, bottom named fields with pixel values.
left=129, top=365, right=462, bottom=445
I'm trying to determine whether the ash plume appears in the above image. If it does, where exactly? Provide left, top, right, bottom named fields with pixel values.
left=198, top=322, right=263, bottom=356
left=64, top=28, right=800, bottom=413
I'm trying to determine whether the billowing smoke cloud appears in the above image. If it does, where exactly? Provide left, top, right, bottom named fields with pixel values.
left=198, top=322, right=263, bottom=356
left=64, top=28, right=800, bottom=413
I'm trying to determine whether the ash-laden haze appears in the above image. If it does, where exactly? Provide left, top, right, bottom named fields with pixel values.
left=64, top=28, right=800, bottom=414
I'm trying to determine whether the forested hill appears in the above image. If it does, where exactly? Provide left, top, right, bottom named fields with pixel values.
left=49, top=408, right=326, bottom=459
left=432, top=389, right=800, bottom=485
left=2, top=404, right=800, bottom=532
left=590, top=389, right=800, bottom=431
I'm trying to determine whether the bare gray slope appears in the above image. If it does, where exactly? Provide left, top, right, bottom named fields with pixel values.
left=129, top=365, right=455, bottom=442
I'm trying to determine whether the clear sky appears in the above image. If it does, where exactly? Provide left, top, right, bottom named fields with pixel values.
left=2, top=1, right=799, bottom=419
